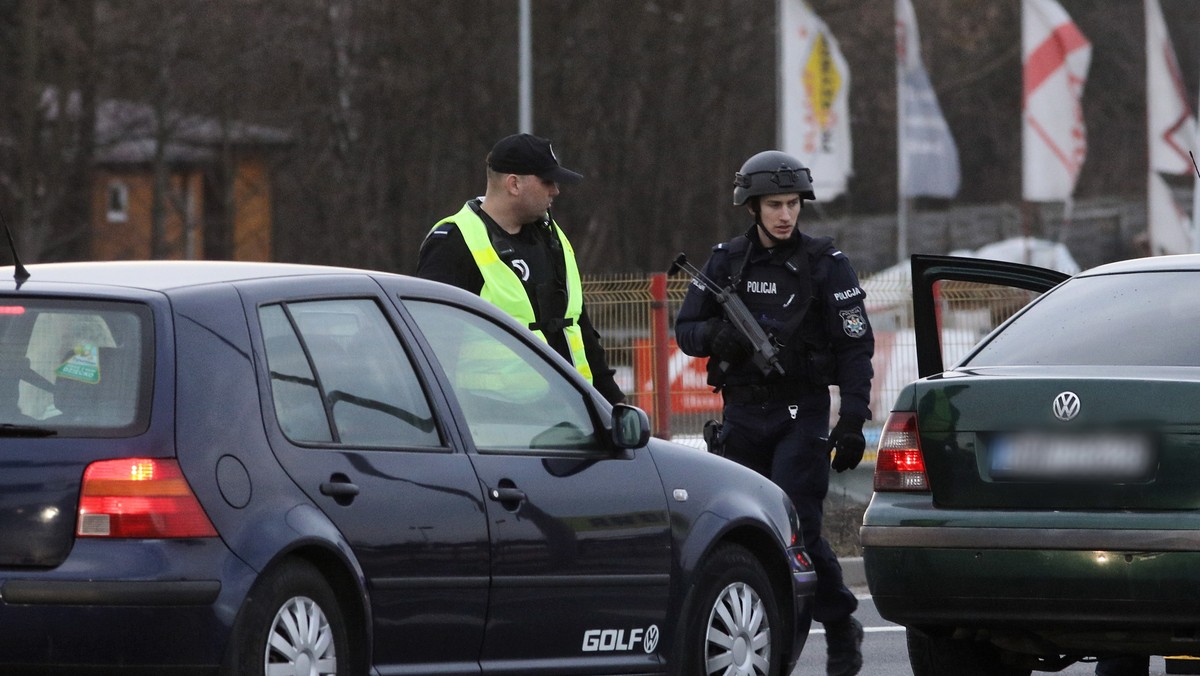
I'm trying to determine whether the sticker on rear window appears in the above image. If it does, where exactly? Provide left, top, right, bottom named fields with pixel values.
left=56, top=343, right=101, bottom=384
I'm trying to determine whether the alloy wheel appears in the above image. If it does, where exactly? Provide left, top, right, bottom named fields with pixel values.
left=264, top=595, right=338, bottom=676
left=704, top=581, right=772, bottom=675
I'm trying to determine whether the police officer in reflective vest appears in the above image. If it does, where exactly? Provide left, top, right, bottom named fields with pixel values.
left=675, top=150, right=873, bottom=676
left=417, top=133, right=625, bottom=405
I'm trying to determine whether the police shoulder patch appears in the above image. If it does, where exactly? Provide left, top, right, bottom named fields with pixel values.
left=839, top=306, right=867, bottom=338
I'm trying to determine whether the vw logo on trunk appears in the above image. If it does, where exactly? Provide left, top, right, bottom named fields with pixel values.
left=1053, top=391, right=1080, bottom=421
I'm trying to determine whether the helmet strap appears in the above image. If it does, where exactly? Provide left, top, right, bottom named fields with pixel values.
left=756, top=221, right=789, bottom=245
left=749, top=197, right=791, bottom=246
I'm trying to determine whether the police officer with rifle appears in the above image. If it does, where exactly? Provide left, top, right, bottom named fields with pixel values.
left=673, top=150, right=874, bottom=676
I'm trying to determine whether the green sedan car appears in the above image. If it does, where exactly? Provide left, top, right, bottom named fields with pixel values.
left=863, top=254, right=1200, bottom=675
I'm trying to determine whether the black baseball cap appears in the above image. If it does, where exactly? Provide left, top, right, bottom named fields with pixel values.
left=486, top=133, right=583, bottom=185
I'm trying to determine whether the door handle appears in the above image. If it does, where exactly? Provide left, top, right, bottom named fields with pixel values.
left=320, top=481, right=360, bottom=497
left=489, top=487, right=525, bottom=503
left=320, top=474, right=360, bottom=506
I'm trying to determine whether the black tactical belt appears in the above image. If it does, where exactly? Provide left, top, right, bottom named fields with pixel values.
left=721, top=380, right=813, bottom=405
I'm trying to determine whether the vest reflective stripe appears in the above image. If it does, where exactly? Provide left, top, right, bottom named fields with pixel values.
left=433, top=203, right=593, bottom=383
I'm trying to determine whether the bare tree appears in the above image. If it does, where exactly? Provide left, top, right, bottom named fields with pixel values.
left=5, top=0, right=1196, bottom=272
left=7, top=0, right=98, bottom=262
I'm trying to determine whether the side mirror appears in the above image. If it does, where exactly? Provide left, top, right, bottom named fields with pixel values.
left=610, top=403, right=651, bottom=449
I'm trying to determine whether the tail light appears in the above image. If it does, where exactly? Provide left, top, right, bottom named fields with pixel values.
left=77, top=458, right=218, bottom=538
left=873, top=411, right=929, bottom=492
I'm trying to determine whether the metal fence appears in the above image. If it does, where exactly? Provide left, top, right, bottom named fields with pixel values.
left=581, top=273, right=697, bottom=438
left=583, top=267, right=1034, bottom=453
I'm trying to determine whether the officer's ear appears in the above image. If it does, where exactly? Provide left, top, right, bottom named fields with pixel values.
left=746, top=197, right=760, bottom=219
left=503, top=173, right=523, bottom=196
left=486, top=168, right=520, bottom=196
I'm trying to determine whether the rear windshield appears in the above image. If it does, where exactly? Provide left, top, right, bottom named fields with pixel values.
left=0, top=299, right=152, bottom=436
left=967, top=271, right=1200, bottom=367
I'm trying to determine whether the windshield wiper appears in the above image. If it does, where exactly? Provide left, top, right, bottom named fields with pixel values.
left=0, top=423, right=58, bottom=437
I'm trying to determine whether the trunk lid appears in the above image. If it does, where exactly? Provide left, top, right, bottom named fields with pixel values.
left=914, top=365, right=1200, bottom=510
left=0, top=297, right=156, bottom=567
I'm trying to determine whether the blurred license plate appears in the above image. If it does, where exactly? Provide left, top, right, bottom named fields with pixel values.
left=989, top=433, right=1154, bottom=481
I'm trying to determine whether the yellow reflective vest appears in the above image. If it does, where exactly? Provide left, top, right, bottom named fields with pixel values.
left=432, top=202, right=594, bottom=383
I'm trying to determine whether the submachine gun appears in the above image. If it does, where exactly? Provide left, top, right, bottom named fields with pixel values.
left=668, top=253, right=786, bottom=378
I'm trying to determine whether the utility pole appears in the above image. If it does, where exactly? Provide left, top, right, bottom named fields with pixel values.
left=518, top=0, right=532, bottom=133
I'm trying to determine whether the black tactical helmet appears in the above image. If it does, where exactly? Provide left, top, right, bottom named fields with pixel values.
left=732, top=150, right=815, bottom=206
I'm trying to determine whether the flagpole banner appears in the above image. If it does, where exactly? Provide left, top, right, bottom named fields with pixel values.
left=779, top=0, right=853, bottom=200
left=896, top=0, right=960, bottom=199
left=1146, top=0, right=1196, bottom=176
left=1149, top=171, right=1192, bottom=255
left=1022, top=0, right=1091, bottom=202
left=1193, top=85, right=1200, bottom=253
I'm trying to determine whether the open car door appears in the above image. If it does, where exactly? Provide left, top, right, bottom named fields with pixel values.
left=910, top=254, right=1071, bottom=378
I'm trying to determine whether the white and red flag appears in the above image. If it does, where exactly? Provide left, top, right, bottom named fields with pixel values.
left=1021, top=0, right=1091, bottom=202
left=1146, top=0, right=1196, bottom=176
left=1193, top=83, right=1200, bottom=254
left=779, top=0, right=853, bottom=200
left=1149, top=171, right=1193, bottom=255
left=1145, top=0, right=1197, bottom=254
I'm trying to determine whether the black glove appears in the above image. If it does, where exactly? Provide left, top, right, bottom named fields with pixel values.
left=828, top=415, right=866, bottom=473
left=704, top=317, right=753, bottom=367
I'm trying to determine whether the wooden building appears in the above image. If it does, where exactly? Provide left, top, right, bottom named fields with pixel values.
left=87, top=99, right=290, bottom=262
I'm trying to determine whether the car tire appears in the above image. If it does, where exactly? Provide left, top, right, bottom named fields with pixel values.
left=673, top=543, right=783, bottom=676
left=907, top=627, right=1031, bottom=676
left=224, top=559, right=352, bottom=676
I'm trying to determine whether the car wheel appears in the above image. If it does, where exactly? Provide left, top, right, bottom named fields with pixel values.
left=225, top=559, right=352, bottom=676
left=674, top=543, right=783, bottom=676
left=907, top=627, right=1032, bottom=676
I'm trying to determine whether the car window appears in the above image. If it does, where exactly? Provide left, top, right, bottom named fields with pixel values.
left=0, top=299, right=151, bottom=435
left=406, top=301, right=601, bottom=453
left=967, top=271, right=1200, bottom=367
left=260, top=300, right=441, bottom=448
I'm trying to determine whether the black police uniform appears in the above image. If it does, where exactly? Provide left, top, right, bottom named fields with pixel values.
left=674, top=225, right=874, bottom=625
left=417, top=199, right=625, bottom=405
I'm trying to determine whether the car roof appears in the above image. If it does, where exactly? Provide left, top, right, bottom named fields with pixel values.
left=0, top=260, right=412, bottom=293
left=0, top=260, right=502, bottom=325
left=1081, top=253, right=1200, bottom=277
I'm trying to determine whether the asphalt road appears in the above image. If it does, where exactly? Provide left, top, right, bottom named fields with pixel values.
left=792, top=589, right=1185, bottom=675
left=790, top=589, right=909, bottom=675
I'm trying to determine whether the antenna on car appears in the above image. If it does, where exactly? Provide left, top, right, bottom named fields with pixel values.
left=0, top=211, right=30, bottom=290
left=1192, top=151, right=1200, bottom=180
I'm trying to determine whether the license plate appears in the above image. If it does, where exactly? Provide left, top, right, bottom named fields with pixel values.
left=988, top=433, right=1155, bottom=481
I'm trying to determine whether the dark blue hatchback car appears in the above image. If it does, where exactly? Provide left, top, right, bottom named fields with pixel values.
left=0, top=261, right=814, bottom=675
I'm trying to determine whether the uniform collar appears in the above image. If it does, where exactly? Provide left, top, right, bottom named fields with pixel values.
left=745, top=226, right=803, bottom=259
